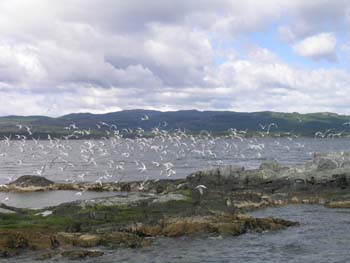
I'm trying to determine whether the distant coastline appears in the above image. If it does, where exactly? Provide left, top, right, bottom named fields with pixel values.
left=0, top=110, right=349, bottom=139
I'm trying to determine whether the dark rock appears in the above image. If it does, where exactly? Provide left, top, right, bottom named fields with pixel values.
left=259, top=161, right=289, bottom=172
left=5, top=234, right=28, bottom=249
left=120, top=183, right=131, bottom=192
left=35, top=252, right=59, bottom=261
left=101, top=232, right=151, bottom=248
left=316, top=158, right=338, bottom=171
left=50, top=235, right=60, bottom=249
left=8, top=175, right=54, bottom=187
left=61, top=250, right=104, bottom=260
left=89, top=211, right=108, bottom=220
left=332, top=173, right=349, bottom=189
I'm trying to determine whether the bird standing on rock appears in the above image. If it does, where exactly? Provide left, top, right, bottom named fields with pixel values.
left=195, top=184, right=207, bottom=196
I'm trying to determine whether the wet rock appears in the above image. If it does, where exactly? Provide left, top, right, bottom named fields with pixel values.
left=316, top=158, right=338, bottom=171
left=61, top=250, right=104, bottom=260
left=259, top=161, right=289, bottom=173
left=72, top=234, right=101, bottom=248
left=326, top=201, right=350, bottom=208
left=332, top=173, right=349, bottom=189
left=126, top=214, right=298, bottom=238
left=4, top=234, right=29, bottom=250
left=35, top=252, right=60, bottom=261
left=101, top=232, right=151, bottom=248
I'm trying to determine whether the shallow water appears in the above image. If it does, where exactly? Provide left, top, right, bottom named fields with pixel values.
left=0, top=191, right=122, bottom=209
left=91, top=205, right=350, bottom=263
left=5, top=205, right=350, bottom=263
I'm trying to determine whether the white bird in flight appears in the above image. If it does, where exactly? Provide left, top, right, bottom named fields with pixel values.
left=141, top=115, right=149, bottom=121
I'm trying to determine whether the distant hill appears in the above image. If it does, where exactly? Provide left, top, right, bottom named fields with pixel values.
left=0, top=110, right=350, bottom=138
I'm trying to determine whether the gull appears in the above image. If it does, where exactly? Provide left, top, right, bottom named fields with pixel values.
left=266, top=123, right=278, bottom=134
left=314, top=129, right=333, bottom=138
left=116, top=164, right=125, bottom=170
left=122, top=152, right=130, bottom=158
left=99, top=122, right=110, bottom=127
left=88, top=157, right=97, bottom=167
left=138, top=162, right=147, bottom=173
left=82, top=129, right=91, bottom=135
left=107, top=160, right=115, bottom=169
left=3, top=196, right=9, bottom=201
left=2, top=139, right=10, bottom=148
left=141, top=115, right=149, bottom=121
left=343, top=122, right=350, bottom=126
left=163, top=162, right=174, bottom=170
left=35, top=166, right=46, bottom=176
left=138, top=180, right=149, bottom=191
left=152, top=161, right=160, bottom=167
left=248, top=144, right=264, bottom=151
left=68, top=123, right=78, bottom=130
left=258, top=123, right=267, bottom=130
left=233, top=135, right=244, bottom=141
left=78, top=173, right=86, bottom=181
left=195, top=185, right=207, bottom=195
left=16, top=124, right=23, bottom=129
left=166, top=169, right=176, bottom=177
left=328, top=131, right=344, bottom=138
left=25, top=126, right=33, bottom=135
left=95, top=179, right=102, bottom=186
left=314, top=131, right=325, bottom=138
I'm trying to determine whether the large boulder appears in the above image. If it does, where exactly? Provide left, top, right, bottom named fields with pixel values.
left=8, top=175, right=54, bottom=187
left=259, top=160, right=289, bottom=173
left=316, top=158, right=338, bottom=171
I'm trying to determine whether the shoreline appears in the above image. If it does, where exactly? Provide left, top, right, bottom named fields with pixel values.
left=1, top=152, right=350, bottom=260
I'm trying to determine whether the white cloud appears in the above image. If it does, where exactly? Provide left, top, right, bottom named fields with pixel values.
left=0, top=1, right=349, bottom=115
left=292, top=33, right=337, bottom=61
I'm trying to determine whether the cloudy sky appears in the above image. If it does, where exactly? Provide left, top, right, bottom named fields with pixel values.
left=1, top=0, right=350, bottom=116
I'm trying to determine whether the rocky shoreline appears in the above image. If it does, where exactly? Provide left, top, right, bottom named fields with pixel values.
left=1, top=152, right=350, bottom=260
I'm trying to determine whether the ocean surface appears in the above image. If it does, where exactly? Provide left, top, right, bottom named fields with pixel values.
left=1, top=137, right=350, bottom=185
left=3, top=205, right=350, bottom=263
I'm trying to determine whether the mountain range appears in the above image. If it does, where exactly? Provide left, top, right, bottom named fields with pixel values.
left=0, top=110, right=349, bottom=138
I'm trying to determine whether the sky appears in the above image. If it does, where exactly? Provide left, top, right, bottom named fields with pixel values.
left=1, top=0, right=350, bottom=116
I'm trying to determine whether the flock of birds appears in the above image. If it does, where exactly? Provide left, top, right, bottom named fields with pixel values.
left=0, top=115, right=350, bottom=200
